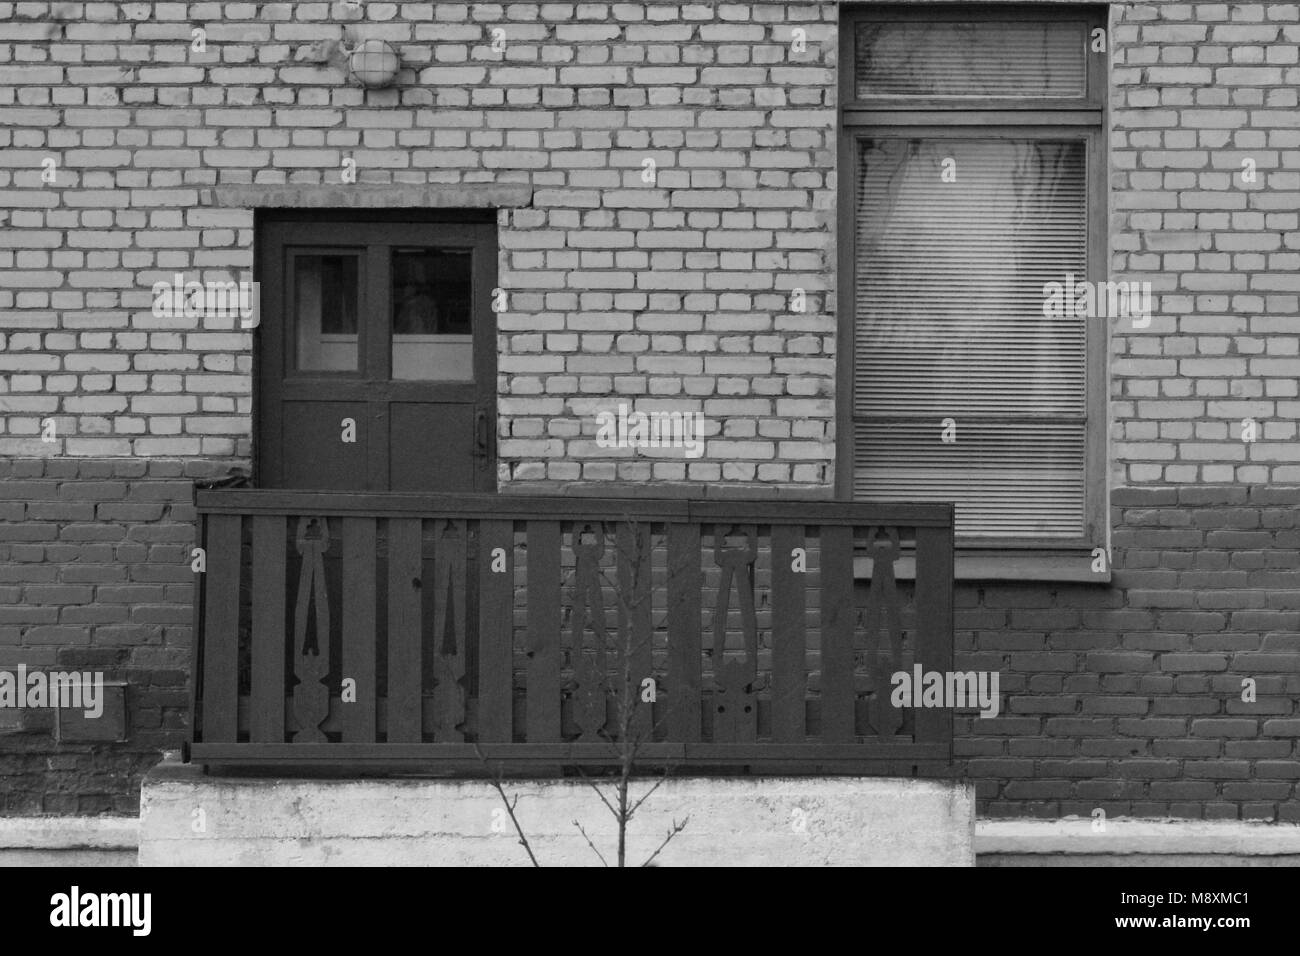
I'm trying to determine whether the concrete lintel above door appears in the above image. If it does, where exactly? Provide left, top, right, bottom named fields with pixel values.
left=202, top=183, right=534, bottom=209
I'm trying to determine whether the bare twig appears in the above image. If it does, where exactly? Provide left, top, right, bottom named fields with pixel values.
left=572, top=819, right=609, bottom=866
left=473, top=743, right=541, bottom=867
left=640, top=816, right=690, bottom=867
left=626, top=765, right=674, bottom=820
left=575, top=765, right=623, bottom=821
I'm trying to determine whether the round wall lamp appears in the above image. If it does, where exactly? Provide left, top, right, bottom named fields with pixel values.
left=348, top=39, right=400, bottom=89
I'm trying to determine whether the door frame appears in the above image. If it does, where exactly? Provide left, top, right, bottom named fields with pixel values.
left=253, top=209, right=499, bottom=492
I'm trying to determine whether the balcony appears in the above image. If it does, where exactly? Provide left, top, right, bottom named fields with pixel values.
left=188, top=491, right=954, bottom=775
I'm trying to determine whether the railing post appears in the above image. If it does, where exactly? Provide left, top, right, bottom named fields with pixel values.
left=616, top=521, right=653, bottom=742
left=525, top=521, right=561, bottom=742
left=820, top=525, right=856, bottom=742
left=200, top=514, right=241, bottom=744
left=386, top=518, right=423, bottom=743
left=250, top=514, right=286, bottom=743
left=666, top=522, right=702, bottom=742
left=477, top=520, right=514, bottom=742
left=341, top=517, right=377, bottom=743
left=914, top=521, right=955, bottom=748
left=771, top=524, right=807, bottom=742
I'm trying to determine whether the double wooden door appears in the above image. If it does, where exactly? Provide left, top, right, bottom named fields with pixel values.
left=256, top=214, right=497, bottom=492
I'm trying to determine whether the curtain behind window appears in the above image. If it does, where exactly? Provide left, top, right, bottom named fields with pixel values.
left=853, top=138, right=1088, bottom=538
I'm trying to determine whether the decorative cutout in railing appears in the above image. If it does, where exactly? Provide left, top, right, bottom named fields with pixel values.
left=712, top=525, right=759, bottom=745
left=862, top=526, right=903, bottom=738
left=292, top=516, right=330, bottom=744
left=433, top=519, right=467, bottom=743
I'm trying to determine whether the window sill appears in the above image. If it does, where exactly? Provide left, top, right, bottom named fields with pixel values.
left=855, top=549, right=1110, bottom=585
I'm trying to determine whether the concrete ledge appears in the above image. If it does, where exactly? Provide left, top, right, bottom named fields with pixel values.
left=203, top=184, right=533, bottom=209
left=140, top=757, right=974, bottom=866
left=977, top=818, right=1300, bottom=866
left=0, top=816, right=139, bottom=867
left=13, top=809, right=1299, bottom=867
left=500, top=481, right=836, bottom=501
left=0, top=815, right=139, bottom=849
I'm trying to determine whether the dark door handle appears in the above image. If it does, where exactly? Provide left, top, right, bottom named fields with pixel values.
left=475, top=409, right=489, bottom=459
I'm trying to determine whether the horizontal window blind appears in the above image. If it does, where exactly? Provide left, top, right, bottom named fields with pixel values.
left=854, top=423, right=1086, bottom=537
left=855, top=20, right=1089, bottom=99
left=853, top=138, right=1088, bottom=539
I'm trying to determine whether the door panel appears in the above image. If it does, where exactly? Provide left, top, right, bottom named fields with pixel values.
left=280, top=402, right=373, bottom=491
left=389, top=403, right=476, bottom=492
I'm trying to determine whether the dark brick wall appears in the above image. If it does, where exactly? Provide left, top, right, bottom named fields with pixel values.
left=957, top=486, right=1300, bottom=822
left=0, top=457, right=237, bottom=813
left=4, top=470, right=1300, bottom=818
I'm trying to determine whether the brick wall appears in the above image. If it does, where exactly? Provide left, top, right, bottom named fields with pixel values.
left=961, top=486, right=1300, bottom=822
left=0, top=456, right=210, bottom=812
left=1, top=0, right=1299, bottom=818
left=0, top=0, right=838, bottom=486
left=1112, top=1, right=1300, bottom=487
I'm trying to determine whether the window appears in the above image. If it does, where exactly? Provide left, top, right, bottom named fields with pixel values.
left=391, top=247, right=475, bottom=382
left=294, top=254, right=360, bottom=372
left=838, top=5, right=1108, bottom=578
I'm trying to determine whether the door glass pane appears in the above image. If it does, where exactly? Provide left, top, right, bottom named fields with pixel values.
left=294, top=254, right=359, bottom=372
left=391, top=248, right=474, bottom=382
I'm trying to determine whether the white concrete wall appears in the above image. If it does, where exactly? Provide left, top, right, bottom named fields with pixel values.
left=139, top=758, right=974, bottom=866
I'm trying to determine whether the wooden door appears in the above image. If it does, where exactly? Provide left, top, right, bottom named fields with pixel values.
left=255, top=213, right=497, bottom=493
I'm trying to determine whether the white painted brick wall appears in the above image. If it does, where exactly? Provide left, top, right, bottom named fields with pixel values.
left=0, top=0, right=839, bottom=490
left=4, top=1, right=1300, bottom=489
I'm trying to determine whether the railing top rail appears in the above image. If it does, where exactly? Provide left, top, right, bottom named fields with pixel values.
left=194, top=489, right=954, bottom=527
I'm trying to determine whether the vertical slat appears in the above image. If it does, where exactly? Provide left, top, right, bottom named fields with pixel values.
left=526, top=521, right=561, bottom=742
left=666, top=523, right=701, bottom=742
left=820, top=525, right=856, bottom=742
left=915, top=523, right=955, bottom=746
left=477, top=520, right=514, bottom=742
left=617, top=522, right=653, bottom=741
left=342, top=517, right=377, bottom=743
left=386, top=518, right=423, bottom=743
left=770, top=524, right=806, bottom=743
left=187, top=511, right=205, bottom=743
left=249, top=515, right=286, bottom=743
left=201, top=514, right=241, bottom=743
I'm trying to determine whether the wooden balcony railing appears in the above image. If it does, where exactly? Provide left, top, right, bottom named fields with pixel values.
left=188, top=491, right=954, bottom=774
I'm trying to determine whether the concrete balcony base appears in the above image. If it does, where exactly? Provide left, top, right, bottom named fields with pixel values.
left=139, top=756, right=975, bottom=866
